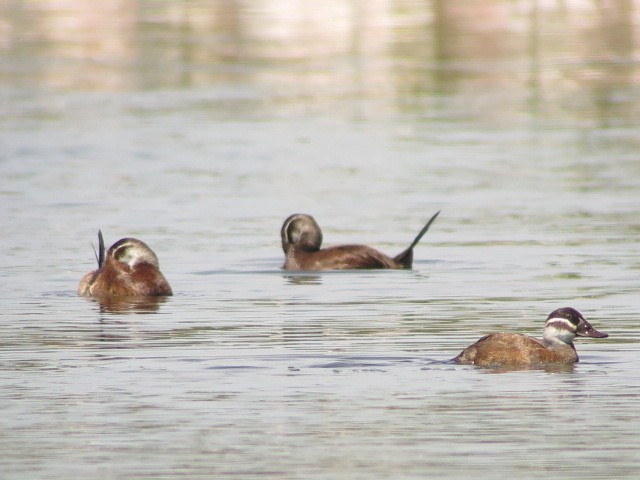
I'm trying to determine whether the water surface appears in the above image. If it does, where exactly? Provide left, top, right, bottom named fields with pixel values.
left=1, top=1, right=640, bottom=478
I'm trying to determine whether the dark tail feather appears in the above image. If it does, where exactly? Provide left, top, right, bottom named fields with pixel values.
left=406, top=211, right=440, bottom=252
left=92, top=230, right=106, bottom=268
left=393, top=211, right=440, bottom=269
left=98, top=230, right=105, bottom=268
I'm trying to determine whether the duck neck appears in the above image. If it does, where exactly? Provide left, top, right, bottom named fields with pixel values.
left=542, top=326, right=576, bottom=350
left=294, top=242, right=320, bottom=253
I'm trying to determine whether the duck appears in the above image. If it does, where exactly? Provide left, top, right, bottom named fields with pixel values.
left=453, top=307, right=608, bottom=367
left=78, top=230, right=173, bottom=297
left=281, top=211, right=440, bottom=271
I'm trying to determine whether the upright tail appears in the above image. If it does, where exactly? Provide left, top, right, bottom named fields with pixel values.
left=98, top=230, right=105, bottom=268
left=92, top=230, right=106, bottom=269
left=393, top=211, right=440, bottom=269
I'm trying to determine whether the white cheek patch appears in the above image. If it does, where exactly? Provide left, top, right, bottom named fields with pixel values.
left=288, top=229, right=300, bottom=244
left=116, top=244, right=159, bottom=268
left=544, top=318, right=577, bottom=344
left=547, top=325, right=575, bottom=343
left=119, top=249, right=137, bottom=267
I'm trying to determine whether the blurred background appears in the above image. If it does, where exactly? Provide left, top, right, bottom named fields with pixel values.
left=2, top=0, right=638, bottom=120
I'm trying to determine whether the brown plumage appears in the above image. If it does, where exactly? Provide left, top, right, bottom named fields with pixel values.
left=281, top=211, right=440, bottom=271
left=453, top=307, right=608, bottom=368
left=78, top=231, right=172, bottom=297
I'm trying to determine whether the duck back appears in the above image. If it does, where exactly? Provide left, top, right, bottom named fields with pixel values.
left=453, top=333, right=578, bottom=367
left=284, top=244, right=398, bottom=271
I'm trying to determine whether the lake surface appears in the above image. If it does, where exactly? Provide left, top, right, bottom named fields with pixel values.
left=1, top=1, right=640, bottom=478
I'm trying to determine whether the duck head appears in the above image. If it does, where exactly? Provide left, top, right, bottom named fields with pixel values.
left=281, top=214, right=323, bottom=254
left=542, top=307, right=608, bottom=346
left=108, top=237, right=161, bottom=270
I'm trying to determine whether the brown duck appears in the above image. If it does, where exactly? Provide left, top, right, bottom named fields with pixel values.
left=281, top=211, right=440, bottom=271
left=78, top=231, right=173, bottom=297
left=453, top=307, right=608, bottom=367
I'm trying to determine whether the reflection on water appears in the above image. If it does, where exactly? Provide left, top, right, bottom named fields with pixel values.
left=1, top=0, right=639, bottom=125
left=283, top=273, right=324, bottom=286
left=473, top=362, right=577, bottom=375
left=1, top=1, right=640, bottom=479
left=80, top=295, right=170, bottom=314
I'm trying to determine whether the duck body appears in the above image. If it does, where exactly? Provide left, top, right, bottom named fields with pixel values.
left=281, top=211, right=440, bottom=271
left=78, top=231, right=172, bottom=297
left=453, top=307, right=608, bottom=368
left=453, top=332, right=578, bottom=367
left=283, top=244, right=402, bottom=271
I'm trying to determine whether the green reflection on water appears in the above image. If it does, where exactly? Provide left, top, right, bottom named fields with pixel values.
left=1, top=0, right=638, bottom=126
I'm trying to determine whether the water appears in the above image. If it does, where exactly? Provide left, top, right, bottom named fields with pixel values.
left=1, top=1, right=640, bottom=478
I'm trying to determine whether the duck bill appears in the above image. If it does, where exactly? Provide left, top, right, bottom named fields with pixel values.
left=576, top=318, right=608, bottom=338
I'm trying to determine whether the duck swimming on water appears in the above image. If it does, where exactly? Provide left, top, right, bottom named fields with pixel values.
left=453, top=307, right=608, bottom=368
left=78, top=230, right=173, bottom=297
left=281, top=211, right=440, bottom=271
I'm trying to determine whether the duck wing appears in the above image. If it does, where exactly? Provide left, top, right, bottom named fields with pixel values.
left=286, top=245, right=398, bottom=271
left=453, top=333, right=571, bottom=367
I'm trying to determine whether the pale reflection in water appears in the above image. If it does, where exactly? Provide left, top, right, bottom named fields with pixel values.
left=475, top=363, right=576, bottom=375
left=283, top=273, right=323, bottom=286
left=81, top=295, right=170, bottom=314
left=0, top=0, right=638, bottom=123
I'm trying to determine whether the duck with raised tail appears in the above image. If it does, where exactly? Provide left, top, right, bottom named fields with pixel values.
left=78, top=230, right=173, bottom=297
left=281, top=211, right=440, bottom=271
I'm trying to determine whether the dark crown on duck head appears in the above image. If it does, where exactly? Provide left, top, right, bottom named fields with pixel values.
left=109, top=238, right=160, bottom=268
left=281, top=214, right=323, bottom=253
left=547, top=307, right=583, bottom=327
